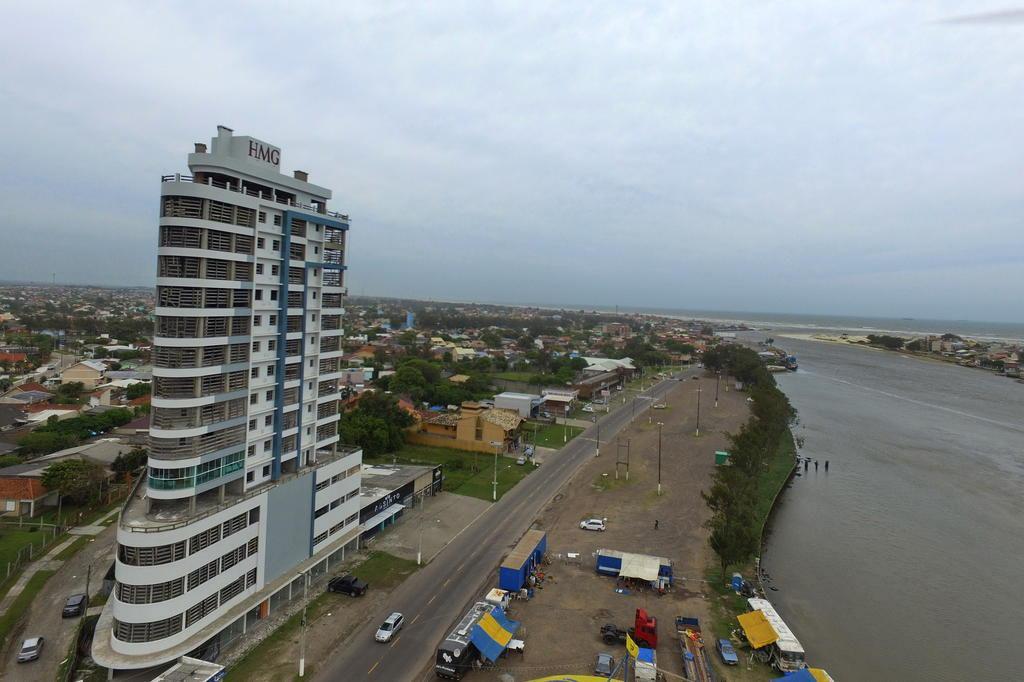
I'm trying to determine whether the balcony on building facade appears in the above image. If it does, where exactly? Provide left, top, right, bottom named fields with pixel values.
left=120, top=445, right=362, bottom=534
left=160, top=174, right=349, bottom=222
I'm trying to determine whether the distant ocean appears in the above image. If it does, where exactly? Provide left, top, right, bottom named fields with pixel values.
left=522, top=303, right=1024, bottom=343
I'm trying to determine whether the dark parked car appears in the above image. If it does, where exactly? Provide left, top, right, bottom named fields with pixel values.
left=327, top=574, right=368, bottom=597
left=62, top=593, right=88, bottom=618
left=17, top=637, right=44, bottom=663
left=717, top=638, right=739, bottom=665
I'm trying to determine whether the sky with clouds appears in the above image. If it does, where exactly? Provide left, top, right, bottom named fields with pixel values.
left=0, top=2, right=1021, bottom=321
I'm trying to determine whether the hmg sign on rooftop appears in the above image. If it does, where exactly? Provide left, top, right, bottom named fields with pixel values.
left=211, top=126, right=282, bottom=169
left=237, top=136, right=280, bottom=167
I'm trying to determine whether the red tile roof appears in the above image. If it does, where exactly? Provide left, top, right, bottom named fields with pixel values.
left=0, top=477, right=49, bottom=500
left=12, top=382, right=48, bottom=394
left=0, top=352, right=28, bottom=363
left=24, top=403, right=81, bottom=413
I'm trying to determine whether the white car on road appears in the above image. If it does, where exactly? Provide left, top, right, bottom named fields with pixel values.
left=375, top=612, right=404, bottom=642
left=580, top=518, right=607, bottom=532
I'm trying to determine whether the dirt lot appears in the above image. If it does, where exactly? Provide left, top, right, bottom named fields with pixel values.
left=478, top=374, right=751, bottom=682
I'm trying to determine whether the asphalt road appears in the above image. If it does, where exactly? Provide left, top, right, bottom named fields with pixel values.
left=313, top=372, right=690, bottom=682
left=2, top=525, right=117, bottom=681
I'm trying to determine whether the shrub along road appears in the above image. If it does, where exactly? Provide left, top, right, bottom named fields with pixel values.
left=311, top=370, right=692, bottom=682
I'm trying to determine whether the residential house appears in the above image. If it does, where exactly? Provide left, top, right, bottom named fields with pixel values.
left=61, top=360, right=108, bottom=388
left=0, top=478, right=55, bottom=518
left=410, top=401, right=523, bottom=453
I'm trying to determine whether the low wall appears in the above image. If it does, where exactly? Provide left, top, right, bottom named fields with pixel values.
left=406, top=432, right=497, bottom=454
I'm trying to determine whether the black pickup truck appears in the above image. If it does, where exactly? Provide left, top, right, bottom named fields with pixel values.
left=328, top=574, right=368, bottom=597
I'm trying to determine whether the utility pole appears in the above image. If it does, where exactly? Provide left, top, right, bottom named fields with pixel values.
left=657, top=422, right=664, bottom=495
left=695, top=381, right=702, bottom=437
left=299, top=571, right=310, bottom=677
left=82, top=564, right=92, bottom=624
left=626, top=439, right=630, bottom=480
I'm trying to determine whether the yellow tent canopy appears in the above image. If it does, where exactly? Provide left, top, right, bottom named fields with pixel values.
left=737, top=610, right=779, bottom=650
left=809, top=669, right=834, bottom=682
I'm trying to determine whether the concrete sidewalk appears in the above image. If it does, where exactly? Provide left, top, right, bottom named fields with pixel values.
left=368, top=492, right=491, bottom=564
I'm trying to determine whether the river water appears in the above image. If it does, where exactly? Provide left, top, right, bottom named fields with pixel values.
left=757, top=336, right=1024, bottom=681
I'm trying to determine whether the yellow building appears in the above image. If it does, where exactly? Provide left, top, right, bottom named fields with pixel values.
left=410, top=401, right=523, bottom=453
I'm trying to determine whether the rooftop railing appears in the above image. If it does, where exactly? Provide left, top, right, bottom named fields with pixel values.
left=161, top=173, right=349, bottom=221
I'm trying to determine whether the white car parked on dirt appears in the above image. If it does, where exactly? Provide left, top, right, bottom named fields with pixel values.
left=580, top=518, right=607, bottom=532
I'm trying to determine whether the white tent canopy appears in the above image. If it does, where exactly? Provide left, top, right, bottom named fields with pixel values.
left=617, top=552, right=661, bottom=581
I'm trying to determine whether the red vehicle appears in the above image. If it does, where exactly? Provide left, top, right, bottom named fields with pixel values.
left=600, top=608, right=658, bottom=649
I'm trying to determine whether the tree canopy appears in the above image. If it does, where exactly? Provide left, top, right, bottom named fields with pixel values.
left=41, top=459, right=106, bottom=505
left=338, top=392, right=415, bottom=456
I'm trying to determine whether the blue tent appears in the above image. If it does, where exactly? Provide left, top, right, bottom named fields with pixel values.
left=772, top=670, right=816, bottom=682
left=469, top=606, right=520, bottom=662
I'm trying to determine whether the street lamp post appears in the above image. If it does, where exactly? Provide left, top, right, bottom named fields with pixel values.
left=298, top=570, right=310, bottom=677
left=695, top=382, right=702, bottom=437
left=490, top=441, right=501, bottom=501
left=416, top=493, right=428, bottom=565
left=657, top=422, right=664, bottom=495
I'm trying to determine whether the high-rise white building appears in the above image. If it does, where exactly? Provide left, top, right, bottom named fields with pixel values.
left=93, top=127, right=362, bottom=672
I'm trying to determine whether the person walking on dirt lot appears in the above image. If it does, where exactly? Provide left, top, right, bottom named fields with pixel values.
left=654, top=519, right=659, bottom=530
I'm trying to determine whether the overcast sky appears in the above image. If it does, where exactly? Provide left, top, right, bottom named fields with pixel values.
left=1, top=2, right=1021, bottom=321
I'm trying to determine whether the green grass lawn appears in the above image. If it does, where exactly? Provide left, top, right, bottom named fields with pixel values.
left=0, top=525, right=59, bottom=566
left=755, top=430, right=798, bottom=537
left=367, top=444, right=534, bottom=501
left=703, top=429, right=797, bottom=673
left=521, top=421, right=583, bottom=449
left=349, top=550, right=420, bottom=589
left=0, top=569, right=55, bottom=646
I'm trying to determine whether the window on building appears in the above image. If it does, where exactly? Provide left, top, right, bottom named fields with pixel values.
left=255, top=264, right=264, bottom=275
left=258, top=212, right=266, bottom=223
left=267, top=364, right=275, bottom=376
left=272, top=240, right=280, bottom=251
left=264, top=415, right=272, bottom=427
left=263, top=440, right=272, bottom=452
left=265, top=390, right=274, bottom=401
left=254, top=315, right=262, bottom=326
left=250, top=393, right=258, bottom=405
left=268, top=340, right=277, bottom=351
left=248, top=419, right=256, bottom=431
left=271, top=264, right=279, bottom=276
left=270, top=290, right=278, bottom=301
left=247, top=445, right=255, bottom=457
left=250, top=368, right=258, bottom=379
left=269, top=315, right=277, bottom=326
left=252, top=341, right=260, bottom=352
left=254, top=290, right=263, bottom=301
left=262, top=465, right=270, bottom=476
left=257, top=237, right=265, bottom=248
